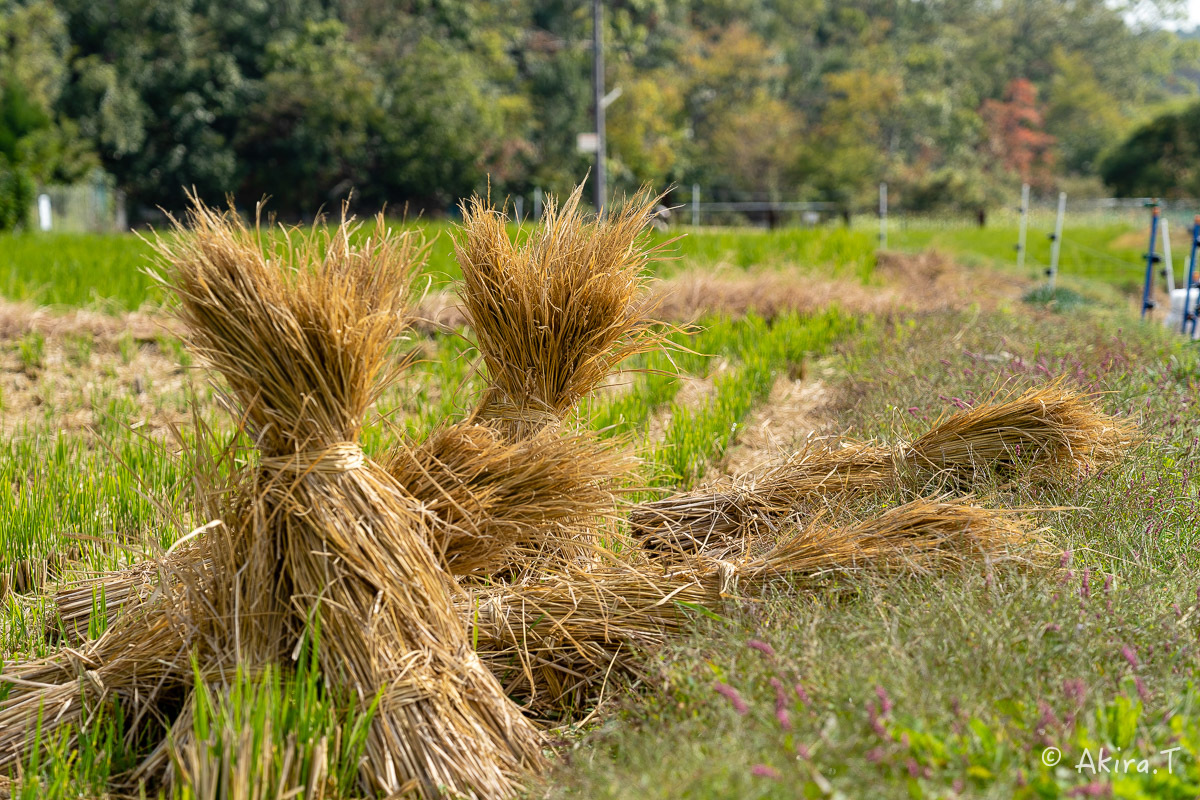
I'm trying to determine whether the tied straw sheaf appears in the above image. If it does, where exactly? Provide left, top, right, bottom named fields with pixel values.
left=5, top=185, right=1136, bottom=798
left=630, top=383, right=1139, bottom=557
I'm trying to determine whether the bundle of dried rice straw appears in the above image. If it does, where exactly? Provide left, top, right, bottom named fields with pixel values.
left=383, top=421, right=632, bottom=577
left=382, top=186, right=671, bottom=575
left=631, top=384, right=1135, bottom=556
left=455, top=184, right=671, bottom=440
left=464, top=496, right=1033, bottom=717
left=5, top=199, right=545, bottom=798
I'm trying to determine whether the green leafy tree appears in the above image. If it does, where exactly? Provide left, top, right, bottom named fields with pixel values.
left=237, top=20, right=377, bottom=216
left=1100, top=101, right=1200, bottom=197
left=1044, top=47, right=1127, bottom=175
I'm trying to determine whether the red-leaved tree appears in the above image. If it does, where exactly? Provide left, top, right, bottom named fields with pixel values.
left=981, top=78, right=1056, bottom=186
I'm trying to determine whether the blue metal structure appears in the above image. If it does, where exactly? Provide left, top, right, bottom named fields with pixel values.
left=1184, top=216, right=1200, bottom=337
left=1141, top=204, right=1161, bottom=320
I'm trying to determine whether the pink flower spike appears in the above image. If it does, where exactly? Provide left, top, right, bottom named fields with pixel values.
left=747, top=639, right=775, bottom=657
left=713, top=681, right=748, bottom=715
left=1121, top=645, right=1139, bottom=669
left=769, top=678, right=793, bottom=730
left=875, top=685, right=893, bottom=715
left=750, top=764, right=781, bottom=780
left=796, top=743, right=811, bottom=760
left=794, top=682, right=811, bottom=705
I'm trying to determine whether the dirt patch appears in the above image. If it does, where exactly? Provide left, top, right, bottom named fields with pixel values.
left=720, top=377, right=836, bottom=475
left=0, top=305, right=196, bottom=436
left=0, top=300, right=176, bottom=342
left=331, top=251, right=1030, bottom=336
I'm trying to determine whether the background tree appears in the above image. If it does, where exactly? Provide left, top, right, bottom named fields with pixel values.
left=980, top=78, right=1056, bottom=189
left=0, top=0, right=1197, bottom=224
left=1100, top=102, right=1200, bottom=197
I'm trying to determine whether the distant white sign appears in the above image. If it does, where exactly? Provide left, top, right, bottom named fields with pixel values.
left=37, top=194, right=52, bottom=231
left=576, top=132, right=599, bottom=153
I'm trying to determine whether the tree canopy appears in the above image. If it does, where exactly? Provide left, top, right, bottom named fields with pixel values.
left=0, top=0, right=1196, bottom=223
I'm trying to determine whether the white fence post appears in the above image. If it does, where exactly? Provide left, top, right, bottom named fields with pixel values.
left=1162, top=217, right=1176, bottom=293
left=37, top=194, right=52, bottom=231
left=878, top=182, right=888, bottom=249
left=1048, top=191, right=1067, bottom=292
left=1016, top=183, right=1029, bottom=271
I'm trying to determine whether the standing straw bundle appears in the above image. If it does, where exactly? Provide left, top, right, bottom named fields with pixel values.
left=456, top=184, right=670, bottom=440
left=150, top=199, right=544, bottom=797
left=389, top=185, right=673, bottom=574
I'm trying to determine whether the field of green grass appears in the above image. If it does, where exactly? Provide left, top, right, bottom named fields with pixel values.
left=0, top=222, right=879, bottom=311
left=1, top=220, right=1198, bottom=798
left=0, top=213, right=1175, bottom=311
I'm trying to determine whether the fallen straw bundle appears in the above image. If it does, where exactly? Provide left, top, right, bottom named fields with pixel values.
left=631, top=385, right=1132, bottom=557
left=464, top=496, right=1033, bottom=717
left=903, top=382, right=1138, bottom=482
left=631, top=440, right=894, bottom=558
left=456, top=184, right=671, bottom=440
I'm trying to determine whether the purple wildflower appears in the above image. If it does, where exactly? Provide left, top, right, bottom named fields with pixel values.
left=713, top=682, right=748, bottom=715
left=769, top=678, right=792, bottom=731
left=875, top=685, right=893, bottom=715
left=1121, top=645, right=1139, bottom=669
left=747, top=639, right=775, bottom=657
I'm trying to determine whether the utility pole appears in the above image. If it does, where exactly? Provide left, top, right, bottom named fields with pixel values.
left=592, top=0, right=606, bottom=218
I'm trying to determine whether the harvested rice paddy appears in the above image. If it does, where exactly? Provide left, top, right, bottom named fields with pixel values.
left=0, top=202, right=1198, bottom=799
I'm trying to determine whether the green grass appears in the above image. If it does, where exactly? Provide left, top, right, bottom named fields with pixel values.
left=548, top=307, right=1200, bottom=800
left=644, top=309, right=856, bottom=488
left=0, top=223, right=880, bottom=311
left=890, top=223, right=1154, bottom=294
left=0, top=220, right=1172, bottom=313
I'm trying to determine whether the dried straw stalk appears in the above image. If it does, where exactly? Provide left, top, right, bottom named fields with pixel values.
left=383, top=421, right=633, bottom=577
